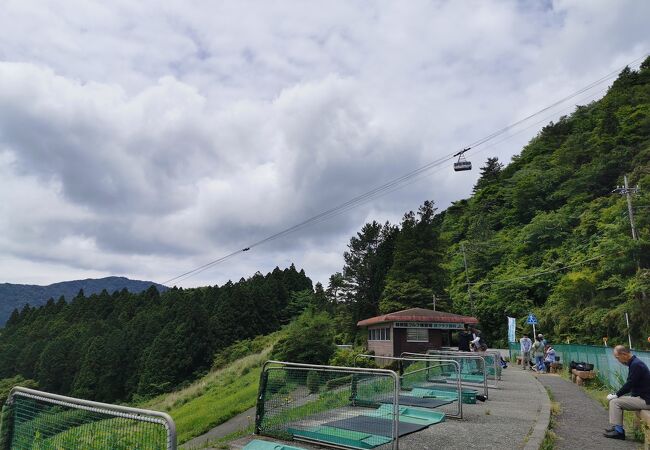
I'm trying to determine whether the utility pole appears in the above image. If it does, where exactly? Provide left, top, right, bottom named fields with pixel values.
left=460, top=243, right=473, bottom=315
left=612, top=174, right=640, bottom=241
left=432, top=293, right=436, bottom=311
left=612, top=175, right=644, bottom=347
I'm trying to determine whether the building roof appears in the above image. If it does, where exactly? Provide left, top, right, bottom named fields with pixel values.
left=357, top=307, right=479, bottom=327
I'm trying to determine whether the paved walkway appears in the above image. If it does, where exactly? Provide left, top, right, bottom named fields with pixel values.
left=536, top=374, right=639, bottom=449
left=226, top=366, right=549, bottom=450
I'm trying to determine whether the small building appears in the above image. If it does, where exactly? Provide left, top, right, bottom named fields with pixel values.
left=357, top=307, right=479, bottom=358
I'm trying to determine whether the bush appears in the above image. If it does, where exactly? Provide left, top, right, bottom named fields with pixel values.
left=212, top=334, right=275, bottom=369
left=0, top=375, right=38, bottom=405
left=329, top=348, right=377, bottom=368
left=306, top=371, right=320, bottom=394
left=325, top=375, right=353, bottom=390
left=271, top=312, right=336, bottom=365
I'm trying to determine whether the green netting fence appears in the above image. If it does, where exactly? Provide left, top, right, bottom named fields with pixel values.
left=508, top=342, right=650, bottom=389
left=429, top=349, right=501, bottom=381
left=0, top=387, right=176, bottom=450
left=400, top=352, right=489, bottom=399
left=354, top=355, right=463, bottom=419
left=256, top=361, right=402, bottom=450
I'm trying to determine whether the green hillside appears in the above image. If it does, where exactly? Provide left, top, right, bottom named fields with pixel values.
left=327, top=59, right=650, bottom=349
left=139, top=331, right=282, bottom=444
left=0, top=265, right=315, bottom=404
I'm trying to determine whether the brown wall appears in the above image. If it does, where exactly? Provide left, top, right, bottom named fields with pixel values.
left=393, top=328, right=443, bottom=356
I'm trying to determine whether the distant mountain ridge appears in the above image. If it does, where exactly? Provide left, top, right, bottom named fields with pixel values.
left=0, top=276, right=168, bottom=326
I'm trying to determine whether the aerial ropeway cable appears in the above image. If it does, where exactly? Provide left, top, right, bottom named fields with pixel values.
left=161, top=53, right=648, bottom=285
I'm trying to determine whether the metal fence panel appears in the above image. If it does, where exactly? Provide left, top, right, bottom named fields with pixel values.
left=400, top=352, right=489, bottom=399
left=0, top=387, right=176, bottom=450
left=256, top=361, right=401, bottom=450
left=424, top=350, right=501, bottom=388
left=354, top=355, right=463, bottom=420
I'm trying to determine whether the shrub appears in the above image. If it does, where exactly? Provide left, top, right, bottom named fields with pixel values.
left=306, top=371, right=320, bottom=394
left=271, top=312, right=336, bottom=365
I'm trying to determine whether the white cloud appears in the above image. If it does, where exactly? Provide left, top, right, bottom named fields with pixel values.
left=0, top=0, right=648, bottom=287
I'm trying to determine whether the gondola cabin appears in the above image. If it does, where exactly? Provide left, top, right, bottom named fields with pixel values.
left=454, top=154, right=472, bottom=171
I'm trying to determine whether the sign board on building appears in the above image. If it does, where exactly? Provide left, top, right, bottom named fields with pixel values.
left=393, top=321, right=464, bottom=330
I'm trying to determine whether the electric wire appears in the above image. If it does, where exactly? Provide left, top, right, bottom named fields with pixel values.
left=469, top=252, right=621, bottom=287
left=162, top=54, right=647, bottom=285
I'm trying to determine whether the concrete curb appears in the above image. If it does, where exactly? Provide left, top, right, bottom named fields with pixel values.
left=523, top=374, right=552, bottom=450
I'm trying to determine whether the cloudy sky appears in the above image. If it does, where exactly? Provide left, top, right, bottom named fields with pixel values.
left=0, top=1, right=648, bottom=288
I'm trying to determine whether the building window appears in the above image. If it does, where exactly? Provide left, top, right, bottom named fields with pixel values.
left=369, top=327, right=391, bottom=341
left=406, top=328, right=429, bottom=342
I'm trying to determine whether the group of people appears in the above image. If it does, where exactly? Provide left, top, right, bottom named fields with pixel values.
left=458, top=325, right=488, bottom=352
left=519, top=333, right=556, bottom=372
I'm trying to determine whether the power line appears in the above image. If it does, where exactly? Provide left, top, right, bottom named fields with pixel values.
left=469, top=252, right=619, bottom=287
left=162, top=54, right=648, bottom=285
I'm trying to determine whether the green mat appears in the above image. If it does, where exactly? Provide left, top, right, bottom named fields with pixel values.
left=407, top=387, right=476, bottom=404
left=289, top=426, right=392, bottom=449
left=363, top=404, right=445, bottom=426
left=412, top=383, right=478, bottom=395
left=445, top=374, right=485, bottom=384
left=244, top=439, right=308, bottom=450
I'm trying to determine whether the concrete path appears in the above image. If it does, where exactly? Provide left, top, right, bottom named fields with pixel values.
left=226, top=366, right=550, bottom=450
left=536, top=374, right=639, bottom=449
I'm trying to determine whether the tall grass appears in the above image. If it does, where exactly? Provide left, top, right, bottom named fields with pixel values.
left=138, top=332, right=283, bottom=444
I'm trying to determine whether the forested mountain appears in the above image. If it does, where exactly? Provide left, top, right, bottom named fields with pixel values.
left=0, top=276, right=168, bottom=326
left=1, top=61, right=649, bottom=408
left=328, top=59, right=650, bottom=349
left=0, top=265, right=316, bottom=402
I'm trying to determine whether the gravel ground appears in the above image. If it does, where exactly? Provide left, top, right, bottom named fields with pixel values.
left=227, top=365, right=547, bottom=450
left=536, top=374, right=639, bottom=450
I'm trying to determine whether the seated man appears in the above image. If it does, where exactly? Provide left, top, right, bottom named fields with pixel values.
left=543, top=344, right=555, bottom=372
left=604, top=345, right=650, bottom=440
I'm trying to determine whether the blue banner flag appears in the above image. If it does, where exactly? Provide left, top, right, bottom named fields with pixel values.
left=507, top=317, right=516, bottom=343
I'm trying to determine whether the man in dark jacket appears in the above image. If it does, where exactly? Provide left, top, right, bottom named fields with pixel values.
left=604, top=345, right=650, bottom=439
left=457, top=325, right=471, bottom=352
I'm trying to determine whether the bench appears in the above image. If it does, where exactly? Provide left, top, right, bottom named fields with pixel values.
left=549, top=362, right=563, bottom=373
left=635, top=410, right=650, bottom=450
left=571, top=369, right=596, bottom=386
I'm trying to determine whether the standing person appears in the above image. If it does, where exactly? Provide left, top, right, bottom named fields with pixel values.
left=458, top=325, right=471, bottom=352
left=520, top=334, right=532, bottom=370
left=604, top=345, right=650, bottom=440
left=538, top=334, right=547, bottom=347
left=532, top=337, right=545, bottom=372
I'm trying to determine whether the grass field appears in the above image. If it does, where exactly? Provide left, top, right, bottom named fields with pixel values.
left=139, top=341, right=275, bottom=443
